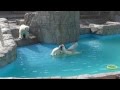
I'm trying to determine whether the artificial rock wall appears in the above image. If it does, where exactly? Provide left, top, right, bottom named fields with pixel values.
left=24, top=11, right=80, bottom=44
left=0, top=18, right=17, bottom=67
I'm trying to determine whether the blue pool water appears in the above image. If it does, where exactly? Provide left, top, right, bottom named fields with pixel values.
left=1, top=34, right=120, bottom=78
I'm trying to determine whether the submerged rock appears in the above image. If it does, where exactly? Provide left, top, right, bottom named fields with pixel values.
left=24, top=11, right=80, bottom=44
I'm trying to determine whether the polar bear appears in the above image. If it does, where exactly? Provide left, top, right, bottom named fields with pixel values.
left=51, top=45, right=63, bottom=56
left=51, top=42, right=80, bottom=56
left=18, top=24, right=29, bottom=39
left=61, top=42, right=80, bottom=55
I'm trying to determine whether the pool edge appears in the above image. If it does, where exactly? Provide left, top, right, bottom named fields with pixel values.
left=0, top=71, right=120, bottom=79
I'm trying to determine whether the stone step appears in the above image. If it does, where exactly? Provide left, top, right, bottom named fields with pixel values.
left=14, top=34, right=39, bottom=47
left=80, top=15, right=101, bottom=19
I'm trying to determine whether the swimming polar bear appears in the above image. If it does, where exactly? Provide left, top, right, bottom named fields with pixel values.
left=67, top=42, right=78, bottom=51
left=50, top=45, right=63, bottom=56
left=18, top=24, right=29, bottom=39
left=51, top=42, right=80, bottom=56
left=61, top=42, right=80, bottom=55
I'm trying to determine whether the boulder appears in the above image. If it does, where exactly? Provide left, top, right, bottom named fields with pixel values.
left=24, top=12, right=36, bottom=26
left=0, top=18, right=17, bottom=68
left=4, top=39, right=16, bottom=47
left=89, top=24, right=104, bottom=34
left=0, top=18, right=8, bottom=23
left=24, top=11, right=80, bottom=44
left=89, top=22, right=120, bottom=35
left=0, top=22, right=9, bottom=29
left=1, top=28, right=11, bottom=34
left=2, top=34, right=13, bottom=40
left=106, top=21, right=120, bottom=25
left=80, top=24, right=91, bottom=34
left=16, top=19, right=24, bottom=25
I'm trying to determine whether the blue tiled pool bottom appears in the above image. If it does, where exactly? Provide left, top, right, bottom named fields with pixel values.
left=0, top=34, right=120, bottom=78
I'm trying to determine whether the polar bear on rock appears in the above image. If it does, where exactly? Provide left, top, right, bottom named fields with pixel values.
left=18, top=24, right=30, bottom=39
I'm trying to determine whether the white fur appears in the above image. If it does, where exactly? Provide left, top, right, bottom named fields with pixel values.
left=67, top=42, right=78, bottom=51
left=51, top=46, right=63, bottom=56
left=62, top=44, right=80, bottom=55
left=51, top=43, right=80, bottom=56
left=19, top=24, right=29, bottom=39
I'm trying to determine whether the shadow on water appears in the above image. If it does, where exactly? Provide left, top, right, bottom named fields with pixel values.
left=19, top=43, right=41, bottom=53
left=40, top=43, right=58, bottom=49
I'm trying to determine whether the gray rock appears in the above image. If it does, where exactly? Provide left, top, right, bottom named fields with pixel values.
left=14, top=33, right=38, bottom=47
left=89, top=24, right=104, bottom=34
left=16, top=19, right=24, bottom=25
left=0, top=29, right=4, bottom=46
left=4, top=39, right=16, bottom=47
left=0, top=18, right=17, bottom=68
left=0, top=22, right=9, bottom=29
left=7, top=46, right=14, bottom=52
left=0, top=53, right=4, bottom=58
left=106, top=21, right=120, bottom=25
left=11, top=29, right=19, bottom=38
left=0, top=53, right=6, bottom=66
left=0, top=48, right=8, bottom=54
left=89, top=22, right=120, bottom=35
left=80, top=24, right=91, bottom=34
left=9, top=23, right=20, bottom=31
left=24, top=11, right=80, bottom=44
left=1, top=28, right=11, bottom=34
left=2, top=34, right=13, bottom=40
left=114, top=15, right=120, bottom=22
left=0, top=18, right=8, bottom=23
left=9, top=23, right=20, bottom=38
left=24, top=12, right=36, bottom=26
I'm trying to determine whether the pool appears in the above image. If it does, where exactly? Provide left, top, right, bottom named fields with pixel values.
left=0, top=34, right=120, bottom=78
